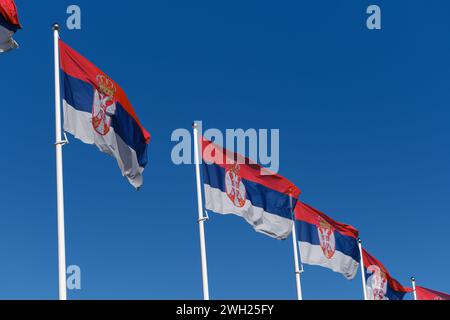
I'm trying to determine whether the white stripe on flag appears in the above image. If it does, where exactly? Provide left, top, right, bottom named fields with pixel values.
left=299, top=241, right=359, bottom=280
left=63, top=101, right=144, bottom=188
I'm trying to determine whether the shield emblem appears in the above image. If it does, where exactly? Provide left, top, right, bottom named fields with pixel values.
left=225, top=164, right=247, bottom=208
left=317, top=216, right=336, bottom=259
left=92, top=75, right=117, bottom=136
left=367, top=265, right=388, bottom=300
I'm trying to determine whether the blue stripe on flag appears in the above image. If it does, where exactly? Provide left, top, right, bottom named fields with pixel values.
left=0, top=14, right=19, bottom=32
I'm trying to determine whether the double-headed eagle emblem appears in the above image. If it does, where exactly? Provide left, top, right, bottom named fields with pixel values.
left=92, top=75, right=117, bottom=136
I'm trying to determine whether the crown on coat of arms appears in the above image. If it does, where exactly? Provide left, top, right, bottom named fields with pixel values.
left=378, top=269, right=387, bottom=280
left=96, top=75, right=116, bottom=97
left=318, top=216, right=333, bottom=230
left=228, top=163, right=241, bottom=175
left=369, top=265, right=387, bottom=282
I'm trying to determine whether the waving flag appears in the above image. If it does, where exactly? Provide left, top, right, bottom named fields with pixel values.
left=59, top=40, right=151, bottom=189
left=294, top=202, right=360, bottom=279
left=416, top=286, right=450, bottom=300
left=362, top=249, right=412, bottom=300
left=201, top=137, right=300, bottom=240
left=0, top=0, right=21, bottom=53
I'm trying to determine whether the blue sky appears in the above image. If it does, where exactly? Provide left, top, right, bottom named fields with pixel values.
left=0, top=0, right=449, bottom=300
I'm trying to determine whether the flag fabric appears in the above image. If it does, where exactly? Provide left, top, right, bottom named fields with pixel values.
left=201, top=137, right=301, bottom=240
left=416, top=286, right=450, bottom=300
left=0, top=0, right=20, bottom=53
left=59, top=40, right=151, bottom=189
left=294, top=202, right=360, bottom=280
left=362, top=249, right=412, bottom=300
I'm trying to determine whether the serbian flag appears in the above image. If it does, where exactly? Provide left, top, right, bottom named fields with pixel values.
left=362, top=249, right=412, bottom=300
left=294, top=202, right=360, bottom=279
left=59, top=40, right=151, bottom=189
left=0, top=0, right=21, bottom=53
left=416, top=286, right=450, bottom=300
left=201, top=138, right=301, bottom=240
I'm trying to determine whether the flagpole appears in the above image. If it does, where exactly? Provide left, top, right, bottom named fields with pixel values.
left=358, top=239, right=367, bottom=300
left=291, top=223, right=303, bottom=300
left=289, top=194, right=303, bottom=300
left=193, top=122, right=210, bottom=300
left=411, top=277, right=418, bottom=301
left=52, top=23, right=68, bottom=301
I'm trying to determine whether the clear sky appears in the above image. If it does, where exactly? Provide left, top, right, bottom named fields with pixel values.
left=0, top=0, right=449, bottom=300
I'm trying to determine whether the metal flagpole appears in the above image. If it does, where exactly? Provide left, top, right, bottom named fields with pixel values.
left=358, top=239, right=368, bottom=301
left=193, top=122, right=210, bottom=300
left=290, top=194, right=303, bottom=300
left=52, top=23, right=68, bottom=301
left=411, top=277, right=418, bottom=301
left=291, top=224, right=303, bottom=300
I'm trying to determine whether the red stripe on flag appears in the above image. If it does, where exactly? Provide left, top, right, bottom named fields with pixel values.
left=294, top=202, right=359, bottom=238
left=416, top=286, right=450, bottom=300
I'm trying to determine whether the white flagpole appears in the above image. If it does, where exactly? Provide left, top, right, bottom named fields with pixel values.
left=193, top=122, right=210, bottom=300
left=358, top=239, right=368, bottom=300
left=411, top=277, right=418, bottom=301
left=290, top=195, right=303, bottom=300
left=52, top=23, right=68, bottom=301
left=291, top=223, right=303, bottom=300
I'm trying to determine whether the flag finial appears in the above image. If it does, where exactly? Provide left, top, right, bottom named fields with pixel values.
left=52, top=23, right=60, bottom=31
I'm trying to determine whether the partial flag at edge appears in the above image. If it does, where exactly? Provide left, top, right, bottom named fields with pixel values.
left=0, top=0, right=21, bottom=53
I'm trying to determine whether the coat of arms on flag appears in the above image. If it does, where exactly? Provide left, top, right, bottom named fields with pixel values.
left=366, top=265, right=389, bottom=300
left=317, top=216, right=336, bottom=259
left=92, top=75, right=117, bottom=136
left=225, top=163, right=247, bottom=208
